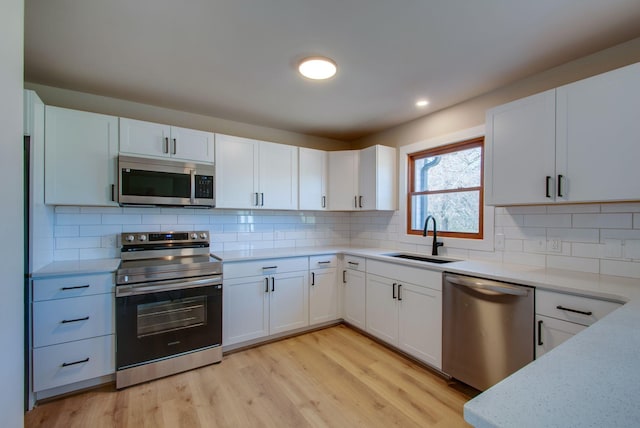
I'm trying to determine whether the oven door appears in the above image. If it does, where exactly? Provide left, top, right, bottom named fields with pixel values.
left=115, top=277, right=222, bottom=370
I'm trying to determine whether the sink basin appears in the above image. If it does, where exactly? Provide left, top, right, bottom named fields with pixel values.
left=384, top=253, right=458, bottom=264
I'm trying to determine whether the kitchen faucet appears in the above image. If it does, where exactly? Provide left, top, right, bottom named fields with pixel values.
left=423, top=215, right=444, bottom=256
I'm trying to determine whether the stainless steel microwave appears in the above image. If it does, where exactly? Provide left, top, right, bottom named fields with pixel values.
left=118, top=155, right=215, bottom=207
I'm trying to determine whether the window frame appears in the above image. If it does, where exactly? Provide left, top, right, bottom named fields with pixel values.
left=406, top=137, right=484, bottom=239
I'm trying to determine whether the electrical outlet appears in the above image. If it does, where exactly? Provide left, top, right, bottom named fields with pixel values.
left=547, top=237, right=562, bottom=253
left=103, top=235, right=117, bottom=248
left=495, top=233, right=505, bottom=250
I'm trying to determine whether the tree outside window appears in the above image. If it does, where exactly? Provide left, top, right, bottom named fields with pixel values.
left=407, top=137, right=484, bottom=239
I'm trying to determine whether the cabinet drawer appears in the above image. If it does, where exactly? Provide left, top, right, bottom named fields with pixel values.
left=536, top=290, right=621, bottom=326
left=310, top=254, right=338, bottom=269
left=367, top=259, right=442, bottom=291
left=224, top=257, right=308, bottom=279
left=33, top=273, right=114, bottom=301
left=343, top=255, right=365, bottom=271
left=33, top=293, right=114, bottom=347
left=33, top=335, right=114, bottom=392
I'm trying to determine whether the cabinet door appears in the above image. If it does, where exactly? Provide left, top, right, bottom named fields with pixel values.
left=215, top=134, right=259, bottom=209
left=556, top=62, right=640, bottom=203
left=45, top=106, right=118, bottom=206
left=365, top=274, right=398, bottom=345
left=119, top=117, right=171, bottom=158
left=258, top=141, right=298, bottom=210
left=358, top=146, right=377, bottom=210
left=170, top=126, right=214, bottom=163
left=269, top=271, right=309, bottom=335
left=343, top=268, right=366, bottom=330
left=359, top=145, right=396, bottom=211
left=485, top=90, right=556, bottom=205
left=398, top=282, right=442, bottom=369
left=328, top=150, right=358, bottom=210
left=299, top=147, right=328, bottom=210
left=223, top=276, right=269, bottom=346
left=309, top=268, right=339, bottom=325
left=535, top=315, right=585, bottom=359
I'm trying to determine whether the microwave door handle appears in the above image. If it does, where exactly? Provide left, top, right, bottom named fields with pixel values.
left=190, top=169, right=196, bottom=204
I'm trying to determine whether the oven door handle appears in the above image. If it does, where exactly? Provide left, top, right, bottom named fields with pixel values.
left=116, top=276, right=222, bottom=297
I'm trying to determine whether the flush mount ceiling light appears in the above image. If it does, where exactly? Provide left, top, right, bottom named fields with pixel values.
left=298, top=57, right=337, bottom=80
left=416, top=99, right=430, bottom=107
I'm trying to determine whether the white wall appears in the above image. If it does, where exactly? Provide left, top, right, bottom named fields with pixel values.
left=0, top=0, right=25, bottom=425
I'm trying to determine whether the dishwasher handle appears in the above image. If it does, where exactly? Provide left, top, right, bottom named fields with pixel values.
left=446, top=274, right=529, bottom=297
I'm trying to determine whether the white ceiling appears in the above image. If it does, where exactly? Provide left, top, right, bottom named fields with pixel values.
left=24, top=0, right=640, bottom=141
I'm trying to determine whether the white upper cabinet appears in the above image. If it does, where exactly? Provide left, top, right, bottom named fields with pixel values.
left=359, top=145, right=397, bottom=211
left=258, top=141, right=299, bottom=210
left=44, top=106, right=119, bottom=206
left=328, top=150, right=359, bottom=210
left=486, top=62, right=640, bottom=206
left=215, top=134, right=298, bottom=210
left=555, top=62, right=640, bottom=203
left=328, top=145, right=397, bottom=211
left=119, top=118, right=214, bottom=163
left=485, top=90, right=556, bottom=205
left=299, top=147, right=328, bottom=210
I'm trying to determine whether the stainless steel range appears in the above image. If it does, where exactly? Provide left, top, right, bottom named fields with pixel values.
left=115, top=231, right=222, bottom=389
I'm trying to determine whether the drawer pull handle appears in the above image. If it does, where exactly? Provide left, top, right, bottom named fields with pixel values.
left=556, top=305, right=592, bottom=316
left=61, top=285, right=90, bottom=291
left=318, top=261, right=332, bottom=264
left=347, top=261, right=359, bottom=266
left=61, top=316, right=90, bottom=324
left=62, top=357, right=90, bottom=367
left=262, top=266, right=278, bottom=270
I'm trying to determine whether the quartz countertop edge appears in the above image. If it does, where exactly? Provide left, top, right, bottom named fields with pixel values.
left=31, top=258, right=121, bottom=277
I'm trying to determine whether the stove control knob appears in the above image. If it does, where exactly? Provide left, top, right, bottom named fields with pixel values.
left=125, top=235, right=135, bottom=242
left=200, top=232, right=207, bottom=240
left=191, top=233, right=198, bottom=240
left=138, top=234, right=147, bottom=242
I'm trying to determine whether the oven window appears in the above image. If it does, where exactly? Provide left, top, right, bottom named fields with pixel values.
left=121, top=169, right=191, bottom=198
left=137, top=296, right=207, bottom=337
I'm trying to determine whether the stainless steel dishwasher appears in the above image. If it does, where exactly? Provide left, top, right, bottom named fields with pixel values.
left=442, top=272, right=534, bottom=391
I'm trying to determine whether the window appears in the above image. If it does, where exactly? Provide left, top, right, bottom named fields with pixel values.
left=407, top=137, right=484, bottom=239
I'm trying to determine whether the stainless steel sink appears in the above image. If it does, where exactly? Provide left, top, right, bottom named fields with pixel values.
left=384, top=253, right=458, bottom=264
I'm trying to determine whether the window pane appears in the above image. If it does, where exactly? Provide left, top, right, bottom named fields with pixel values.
left=413, top=147, right=481, bottom=192
left=411, top=191, right=480, bottom=233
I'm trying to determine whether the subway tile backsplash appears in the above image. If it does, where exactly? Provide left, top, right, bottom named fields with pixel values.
left=52, top=202, right=640, bottom=279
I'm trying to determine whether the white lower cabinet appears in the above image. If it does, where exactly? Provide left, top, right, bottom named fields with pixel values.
left=342, top=256, right=366, bottom=330
left=31, top=273, right=115, bottom=393
left=223, top=257, right=309, bottom=347
left=309, top=255, right=339, bottom=325
left=535, top=289, right=622, bottom=358
left=365, top=260, right=442, bottom=369
left=535, top=315, right=586, bottom=358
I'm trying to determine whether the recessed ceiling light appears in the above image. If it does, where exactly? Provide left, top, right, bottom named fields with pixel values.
left=298, top=57, right=337, bottom=80
left=416, top=99, right=429, bottom=107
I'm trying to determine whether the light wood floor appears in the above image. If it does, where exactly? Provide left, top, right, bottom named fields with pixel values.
left=25, top=325, right=475, bottom=428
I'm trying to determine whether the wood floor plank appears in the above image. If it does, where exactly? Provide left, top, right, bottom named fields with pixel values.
left=25, top=325, right=473, bottom=428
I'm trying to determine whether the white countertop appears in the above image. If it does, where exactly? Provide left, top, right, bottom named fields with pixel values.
left=31, top=258, right=121, bottom=278
left=31, top=246, right=640, bottom=427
